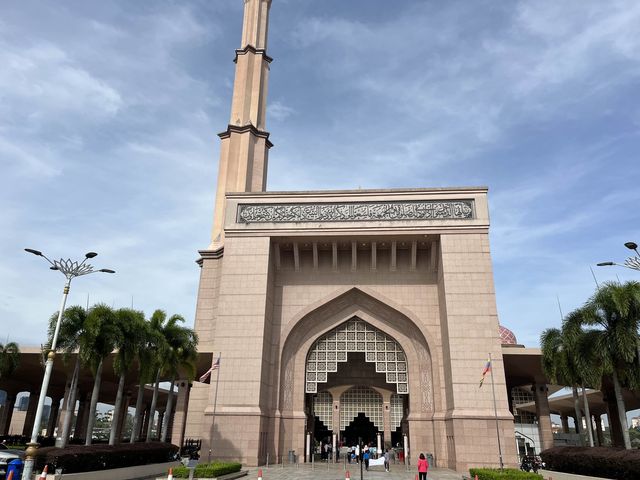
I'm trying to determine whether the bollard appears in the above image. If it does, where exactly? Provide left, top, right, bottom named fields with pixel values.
left=38, top=465, right=49, bottom=479
left=345, top=470, right=350, bottom=480
left=167, top=466, right=174, bottom=480
left=415, top=475, right=418, bottom=480
left=257, top=468, right=263, bottom=480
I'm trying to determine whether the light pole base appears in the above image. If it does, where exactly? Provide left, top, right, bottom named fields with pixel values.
left=22, top=441, right=39, bottom=479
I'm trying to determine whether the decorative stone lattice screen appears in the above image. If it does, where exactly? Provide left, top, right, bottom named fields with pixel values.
left=312, top=391, right=333, bottom=430
left=305, top=319, right=408, bottom=394
left=340, top=386, right=383, bottom=431
left=390, top=393, right=403, bottom=431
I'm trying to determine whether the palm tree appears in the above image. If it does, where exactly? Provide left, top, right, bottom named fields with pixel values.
left=159, top=323, right=198, bottom=442
left=48, top=305, right=88, bottom=447
left=0, top=341, right=20, bottom=380
left=80, top=304, right=119, bottom=445
left=130, top=318, right=161, bottom=443
left=579, top=281, right=640, bottom=450
left=109, top=308, right=146, bottom=445
left=562, top=308, right=606, bottom=447
left=540, top=326, right=585, bottom=438
left=145, top=310, right=175, bottom=442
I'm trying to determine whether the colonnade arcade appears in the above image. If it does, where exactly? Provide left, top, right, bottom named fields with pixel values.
left=304, top=318, right=409, bottom=447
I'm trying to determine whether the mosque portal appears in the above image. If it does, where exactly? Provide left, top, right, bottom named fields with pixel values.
left=306, top=319, right=409, bottom=448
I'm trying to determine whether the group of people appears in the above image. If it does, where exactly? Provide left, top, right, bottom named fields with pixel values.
left=319, top=440, right=430, bottom=477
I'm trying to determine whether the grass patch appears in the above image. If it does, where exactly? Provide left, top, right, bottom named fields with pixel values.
left=172, top=461, right=242, bottom=479
left=469, top=468, right=542, bottom=480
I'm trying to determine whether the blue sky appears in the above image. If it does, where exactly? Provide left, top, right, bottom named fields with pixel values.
left=1, top=0, right=640, bottom=352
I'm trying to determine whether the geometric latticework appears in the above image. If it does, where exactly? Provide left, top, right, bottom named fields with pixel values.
left=312, top=391, right=333, bottom=430
left=305, top=318, right=408, bottom=394
left=390, top=393, right=404, bottom=430
left=499, top=325, right=518, bottom=345
left=339, top=386, right=382, bottom=430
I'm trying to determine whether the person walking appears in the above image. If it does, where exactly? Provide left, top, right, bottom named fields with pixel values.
left=384, top=449, right=390, bottom=472
left=363, top=450, right=370, bottom=471
left=417, top=453, right=429, bottom=480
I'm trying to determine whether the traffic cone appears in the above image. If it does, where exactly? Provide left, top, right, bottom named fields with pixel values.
left=38, top=465, right=48, bottom=479
left=258, top=468, right=263, bottom=480
left=167, top=467, right=174, bottom=480
left=345, top=470, right=350, bottom=480
left=475, top=476, right=478, bottom=480
left=6, top=471, right=13, bottom=480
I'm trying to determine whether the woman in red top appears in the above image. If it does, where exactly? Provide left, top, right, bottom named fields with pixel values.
left=417, top=453, right=429, bottom=480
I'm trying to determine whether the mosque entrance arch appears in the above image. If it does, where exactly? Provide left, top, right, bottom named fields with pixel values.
left=304, top=318, right=409, bottom=449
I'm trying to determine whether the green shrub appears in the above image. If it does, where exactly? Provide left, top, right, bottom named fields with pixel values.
left=33, top=442, right=179, bottom=474
left=469, top=468, right=542, bottom=480
left=172, top=461, right=242, bottom=478
left=540, top=446, right=640, bottom=480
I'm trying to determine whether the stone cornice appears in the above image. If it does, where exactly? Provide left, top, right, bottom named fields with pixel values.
left=234, top=44, right=273, bottom=64
left=218, top=124, right=273, bottom=149
left=196, top=248, right=224, bottom=266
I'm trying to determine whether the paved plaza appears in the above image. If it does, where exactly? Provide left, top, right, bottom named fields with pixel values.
left=246, top=465, right=464, bottom=480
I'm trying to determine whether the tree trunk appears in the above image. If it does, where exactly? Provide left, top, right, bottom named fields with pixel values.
left=130, top=381, right=145, bottom=443
left=146, top=369, right=161, bottom=442
left=571, top=385, right=582, bottom=438
left=612, top=369, right=631, bottom=449
left=581, top=385, right=594, bottom=447
left=109, top=372, right=126, bottom=445
left=58, top=356, right=80, bottom=448
left=85, top=359, right=104, bottom=446
left=161, top=377, right=176, bottom=442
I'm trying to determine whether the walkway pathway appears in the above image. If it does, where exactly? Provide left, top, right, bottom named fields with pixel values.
left=246, top=465, right=463, bottom=480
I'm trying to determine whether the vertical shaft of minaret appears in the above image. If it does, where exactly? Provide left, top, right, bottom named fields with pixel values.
left=210, top=0, right=273, bottom=250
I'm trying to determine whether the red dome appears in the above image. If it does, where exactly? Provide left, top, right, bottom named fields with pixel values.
left=499, top=325, right=518, bottom=345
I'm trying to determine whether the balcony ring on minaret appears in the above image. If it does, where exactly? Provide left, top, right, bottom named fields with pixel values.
left=217, top=124, right=274, bottom=149
left=235, top=45, right=273, bottom=64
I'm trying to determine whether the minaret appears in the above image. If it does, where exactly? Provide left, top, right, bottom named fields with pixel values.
left=210, top=0, right=273, bottom=250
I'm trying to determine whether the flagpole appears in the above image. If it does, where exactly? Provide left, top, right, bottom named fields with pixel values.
left=210, top=353, right=221, bottom=462
left=489, top=352, right=504, bottom=470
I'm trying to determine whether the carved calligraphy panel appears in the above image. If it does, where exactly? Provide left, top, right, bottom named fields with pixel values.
left=237, top=200, right=474, bottom=223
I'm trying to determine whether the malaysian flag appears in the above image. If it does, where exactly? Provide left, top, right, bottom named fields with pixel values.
left=479, top=358, right=491, bottom=388
left=199, top=355, right=221, bottom=383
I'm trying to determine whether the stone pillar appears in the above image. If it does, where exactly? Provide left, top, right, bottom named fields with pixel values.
left=0, top=393, right=16, bottom=435
left=75, top=392, right=92, bottom=440
left=172, top=382, right=191, bottom=447
left=46, top=397, right=61, bottom=437
left=116, top=391, right=131, bottom=442
left=141, top=404, right=151, bottom=440
left=532, top=384, right=554, bottom=452
left=594, top=415, right=604, bottom=446
left=22, top=393, right=40, bottom=436
left=332, top=398, right=340, bottom=441
left=56, top=381, right=73, bottom=436
left=382, top=399, right=392, bottom=448
left=604, top=394, right=624, bottom=447
left=157, top=409, right=165, bottom=441
left=561, top=415, right=570, bottom=434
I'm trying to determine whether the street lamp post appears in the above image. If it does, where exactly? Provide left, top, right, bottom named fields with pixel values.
left=597, top=241, right=640, bottom=272
left=22, top=248, right=115, bottom=480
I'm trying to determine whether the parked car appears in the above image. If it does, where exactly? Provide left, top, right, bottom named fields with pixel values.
left=0, top=444, right=25, bottom=479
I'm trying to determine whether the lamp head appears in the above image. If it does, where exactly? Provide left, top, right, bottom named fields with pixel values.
left=597, top=262, right=615, bottom=266
left=49, top=266, right=59, bottom=270
left=85, top=252, right=98, bottom=259
left=99, top=269, right=116, bottom=274
left=624, top=242, right=638, bottom=251
left=25, top=248, right=43, bottom=256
